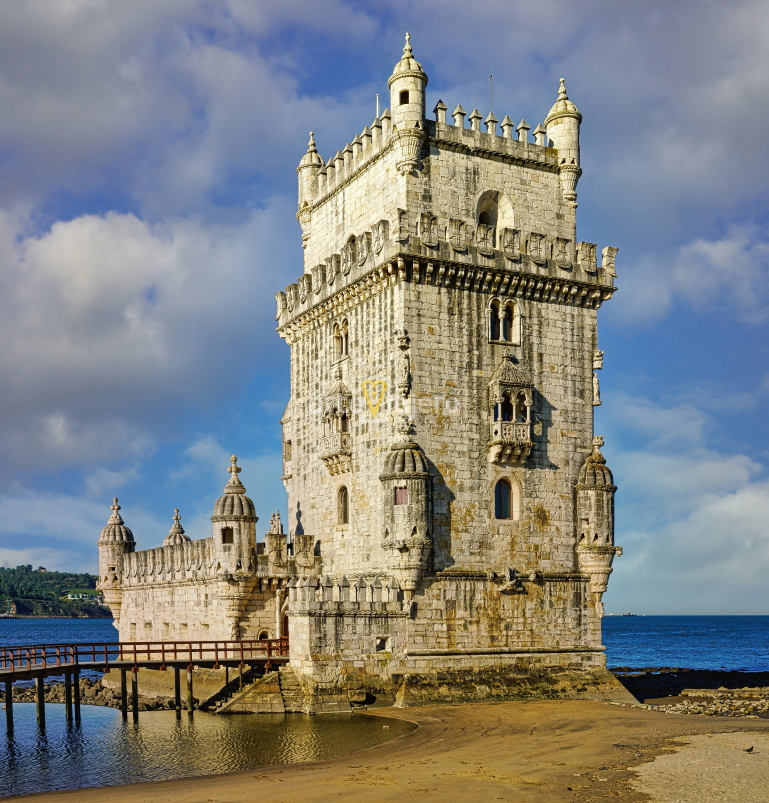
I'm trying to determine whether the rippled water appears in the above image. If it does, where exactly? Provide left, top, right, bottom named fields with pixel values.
left=603, top=616, right=769, bottom=671
left=0, top=704, right=416, bottom=797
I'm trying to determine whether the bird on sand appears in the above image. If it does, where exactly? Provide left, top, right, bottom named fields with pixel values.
left=743, top=746, right=754, bottom=753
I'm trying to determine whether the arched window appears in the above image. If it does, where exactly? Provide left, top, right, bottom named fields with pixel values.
left=333, top=320, right=349, bottom=359
left=500, top=395, right=514, bottom=422
left=489, top=300, right=501, bottom=341
left=399, top=90, right=410, bottom=105
left=258, top=630, right=270, bottom=640
left=339, top=414, right=349, bottom=433
left=338, top=486, right=349, bottom=525
left=515, top=392, right=528, bottom=423
left=221, top=527, right=234, bottom=544
left=494, top=479, right=512, bottom=520
left=501, top=304, right=513, bottom=341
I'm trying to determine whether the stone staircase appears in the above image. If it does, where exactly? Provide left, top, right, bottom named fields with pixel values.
left=278, top=666, right=305, bottom=713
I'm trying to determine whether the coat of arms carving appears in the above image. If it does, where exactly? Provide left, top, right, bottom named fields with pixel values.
left=372, top=220, right=389, bottom=254
left=476, top=223, right=495, bottom=256
left=501, top=228, right=521, bottom=261
left=449, top=219, right=468, bottom=252
left=528, top=232, right=546, bottom=265
left=419, top=212, right=438, bottom=247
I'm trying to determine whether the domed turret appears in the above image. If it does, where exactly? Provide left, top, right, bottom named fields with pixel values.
left=163, top=509, right=191, bottom=547
left=211, top=455, right=257, bottom=575
left=388, top=33, right=428, bottom=174
left=99, top=497, right=134, bottom=544
left=577, top=437, right=615, bottom=488
left=97, top=498, right=135, bottom=625
left=544, top=79, right=582, bottom=204
left=297, top=132, right=322, bottom=247
left=380, top=417, right=433, bottom=593
left=575, top=437, right=621, bottom=605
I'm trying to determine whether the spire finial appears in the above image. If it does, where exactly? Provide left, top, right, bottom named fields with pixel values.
left=396, top=412, right=414, bottom=438
left=173, top=508, right=181, bottom=523
left=558, top=77, right=568, bottom=100
left=588, top=436, right=607, bottom=464
left=307, top=132, right=316, bottom=153
left=404, top=32, right=412, bottom=57
left=106, top=497, right=125, bottom=525
left=228, top=455, right=241, bottom=476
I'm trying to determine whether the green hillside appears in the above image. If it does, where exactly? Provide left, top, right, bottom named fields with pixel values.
left=0, top=565, right=111, bottom=618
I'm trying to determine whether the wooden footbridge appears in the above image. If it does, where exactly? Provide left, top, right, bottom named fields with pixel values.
left=0, top=639, right=289, bottom=731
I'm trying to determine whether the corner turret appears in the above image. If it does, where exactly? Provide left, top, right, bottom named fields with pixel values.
left=545, top=78, right=582, bottom=204
left=388, top=33, right=428, bottom=175
left=211, top=455, right=257, bottom=574
left=380, top=417, right=433, bottom=594
left=297, top=132, right=322, bottom=248
left=575, top=437, right=621, bottom=611
left=97, top=497, right=135, bottom=627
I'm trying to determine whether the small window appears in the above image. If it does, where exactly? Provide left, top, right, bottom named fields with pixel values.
left=338, top=486, right=349, bottom=525
left=394, top=486, right=409, bottom=505
left=376, top=635, right=391, bottom=652
left=479, top=211, right=492, bottom=225
left=495, top=479, right=512, bottom=520
left=340, top=414, right=349, bottom=433
left=399, top=90, right=409, bottom=105
left=499, top=396, right=513, bottom=422
left=258, top=630, right=270, bottom=640
left=489, top=300, right=501, bottom=340
left=221, top=527, right=234, bottom=544
left=333, top=320, right=349, bottom=359
left=501, top=305, right=513, bottom=341
left=284, top=439, right=292, bottom=461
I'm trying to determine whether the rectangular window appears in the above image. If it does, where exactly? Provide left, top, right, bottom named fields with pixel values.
left=394, top=487, right=409, bottom=505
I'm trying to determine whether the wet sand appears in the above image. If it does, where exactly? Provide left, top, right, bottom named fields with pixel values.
left=9, top=700, right=769, bottom=803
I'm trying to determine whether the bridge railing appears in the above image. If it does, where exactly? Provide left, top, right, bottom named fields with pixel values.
left=0, top=638, right=289, bottom=674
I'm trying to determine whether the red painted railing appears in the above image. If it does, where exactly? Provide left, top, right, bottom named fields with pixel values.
left=0, top=639, right=289, bottom=674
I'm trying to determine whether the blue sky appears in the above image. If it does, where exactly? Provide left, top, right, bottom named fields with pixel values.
left=0, top=0, right=767, bottom=614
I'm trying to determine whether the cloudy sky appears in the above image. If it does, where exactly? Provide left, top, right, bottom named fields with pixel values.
left=0, top=0, right=767, bottom=615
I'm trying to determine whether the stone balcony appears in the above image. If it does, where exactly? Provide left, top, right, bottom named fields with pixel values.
left=488, top=421, right=533, bottom=465
left=320, top=432, right=351, bottom=475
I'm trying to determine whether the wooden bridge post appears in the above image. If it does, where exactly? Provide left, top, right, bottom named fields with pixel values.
left=186, top=666, right=194, bottom=715
left=73, top=668, right=81, bottom=723
left=174, top=667, right=181, bottom=711
left=35, top=676, right=46, bottom=728
left=131, top=669, right=139, bottom=723
left=120, top=670, right=128, bottom=720
left=64, top=672, right=73, bottom=723
left=4, top=679, right=12, bottom=735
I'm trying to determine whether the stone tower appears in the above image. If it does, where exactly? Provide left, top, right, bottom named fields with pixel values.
left=275, top=36, right=624, bottom=705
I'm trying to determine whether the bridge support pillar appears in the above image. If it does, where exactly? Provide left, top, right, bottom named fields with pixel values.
left=174, top=667, right=181, bottom=711
left=73, top=668, right=81, bottom=724
left=131, top=669, right=139, bottom=723
left=64, top=672, right=72, bottom=723
left=35, top=676, right=45, bottom=728
left=120, top=670, right=128, bottom=720
left=4, top=679, right=12, bottom=735
left=186, top=667, right=194, bottom=715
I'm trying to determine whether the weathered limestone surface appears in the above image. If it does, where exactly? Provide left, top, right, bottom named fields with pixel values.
left=97, top=36, right=624, bottom=712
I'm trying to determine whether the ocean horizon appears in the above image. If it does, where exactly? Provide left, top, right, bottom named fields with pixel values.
left=1, top=615, right=767, bottom=673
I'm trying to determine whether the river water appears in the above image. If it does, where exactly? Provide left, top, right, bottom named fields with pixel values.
left=2, top=616, right=768, bottom=796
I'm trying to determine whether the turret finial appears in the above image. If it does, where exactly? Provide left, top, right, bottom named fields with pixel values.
left=558, top=77, right=568, bottom=100
left=396, top=412, right=414, bottom=438
left=224, top=455, right=247, bottom=495
left=107, top=497, right=124, bottom=525
left=307, top=132, right=317, bottom=153
left=588, top=436, right=607, bottom=464
left=403, top=32, right=412, bottom=57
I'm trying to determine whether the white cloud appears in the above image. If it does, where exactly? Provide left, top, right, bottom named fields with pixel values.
left=602, top=394, right=769, bottom=614
left=0, top=203, right=296, bottom=478
left=612, top=226, right=769, bottom=324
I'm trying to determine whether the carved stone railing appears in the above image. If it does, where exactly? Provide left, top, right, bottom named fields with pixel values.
left=488, top=420, right=533, bottom=465
left=320, top=432, right=351, bottom=475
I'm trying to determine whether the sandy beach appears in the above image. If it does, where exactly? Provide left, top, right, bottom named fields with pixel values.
left=8, top=700, right=769, bottom=803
